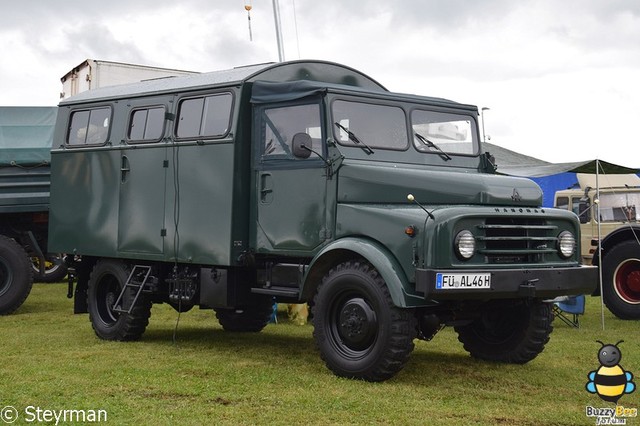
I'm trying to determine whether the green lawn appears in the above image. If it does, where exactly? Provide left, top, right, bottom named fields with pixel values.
left=1, top=283, right=638, bottom=425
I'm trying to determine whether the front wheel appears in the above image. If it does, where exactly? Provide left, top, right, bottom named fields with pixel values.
left=602, top=241, right=640, bottom=319
left=454, top=300, right=553, bottom=364
left=0, top=236, right=33, bottom=315
left=87, top=259, right=151, bottom=341
left=312, top=261, right=416, bottom=382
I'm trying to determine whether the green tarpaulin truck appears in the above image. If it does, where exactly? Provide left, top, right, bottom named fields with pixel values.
left=48, top=60, right=597, bottom=381
left=0, top=106, right=67, bottom=314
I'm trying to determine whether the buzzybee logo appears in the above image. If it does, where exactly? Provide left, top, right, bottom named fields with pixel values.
left=584, top=341, right=638, bottom=425
left=586, top=340, right=636, bottom=403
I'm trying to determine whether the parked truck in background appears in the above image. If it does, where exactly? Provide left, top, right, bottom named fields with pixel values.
left=555, top=173, right=640, bottom=319
left=49, top=60, right=597, bottom=381
left=0, top=106, right=66, bottom=314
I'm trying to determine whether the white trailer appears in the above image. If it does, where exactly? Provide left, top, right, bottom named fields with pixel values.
left=60, top=59, right=198, bottom=99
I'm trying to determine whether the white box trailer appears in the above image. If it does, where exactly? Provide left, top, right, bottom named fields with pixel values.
left=60, top=59, right=198, bottom=99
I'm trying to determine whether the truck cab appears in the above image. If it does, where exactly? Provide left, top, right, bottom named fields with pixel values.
left=49, top=60, right=597, bottom=381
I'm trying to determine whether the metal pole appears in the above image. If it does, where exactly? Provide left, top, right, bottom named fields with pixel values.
left=481, top=107, right=490, bottom=143
left=596, top=160, right=605, bottom=330
left=272, top=0, right=285, bottom=62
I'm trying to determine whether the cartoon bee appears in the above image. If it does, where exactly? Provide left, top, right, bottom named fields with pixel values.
left=586, top=340, right=636, bottom=403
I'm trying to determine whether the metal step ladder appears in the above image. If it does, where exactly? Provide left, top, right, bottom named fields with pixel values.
left=112, top=265, right=152, bottom=314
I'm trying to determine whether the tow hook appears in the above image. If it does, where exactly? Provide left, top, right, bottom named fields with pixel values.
left=519, top=278, right=539, bottom=298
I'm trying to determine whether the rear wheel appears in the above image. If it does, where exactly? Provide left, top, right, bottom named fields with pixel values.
left=31, top=253, right=68, bottom=283
left=602, top=241, right=640, bottom=319
left=87, top=259, right=151, bottom=341
left=454, top=300, right=553, bottom=364
left=215, top=296, right=273, bottom=332
left=0, top=236, right=33, bottom=315
left=312, top=261, right=416, bottom=382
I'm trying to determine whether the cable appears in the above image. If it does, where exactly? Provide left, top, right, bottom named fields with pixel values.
left=172, top=139, right=182, bottom=344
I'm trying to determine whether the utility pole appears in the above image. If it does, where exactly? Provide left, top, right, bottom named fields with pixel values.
left=272, top=0, right=285, bottom=62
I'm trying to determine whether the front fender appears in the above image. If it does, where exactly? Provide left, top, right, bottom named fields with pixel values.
left=302, top=237, right=425, bottom=308
left=592, top=225, right=640, bottom=267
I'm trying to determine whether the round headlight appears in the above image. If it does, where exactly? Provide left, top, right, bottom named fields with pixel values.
left=455, top=230, right=475, bottom=260
left=557, top=231, right=576, bottom=258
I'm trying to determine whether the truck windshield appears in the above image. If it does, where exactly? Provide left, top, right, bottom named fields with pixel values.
left=598, top=193, right=640, bottom=222
left=331, top=100, right=408, bottom=151
left=411, top=110, right=477, bottom=156
left=330, top=99, right=479, bottom=157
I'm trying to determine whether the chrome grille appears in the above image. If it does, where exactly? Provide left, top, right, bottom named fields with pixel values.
left=477, top=218, right=558, bottom=264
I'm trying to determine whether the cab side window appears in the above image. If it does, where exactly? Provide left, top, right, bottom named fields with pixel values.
left=176, top=93, right=233, bottom=139
left=128, top=106, right=166, bottom=142
left=555, top=196, right=569, bottom=210
left=261, top=103, right=322, bottom=161
left=67, top=107, right=111, bottom=145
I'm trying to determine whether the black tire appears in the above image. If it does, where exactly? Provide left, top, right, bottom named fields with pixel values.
left=87, top=259, right=151, bottom=341
left=602, top=241, right=640, bottom=319
left=454, top=300, right=553, bottom=364
left=311, top=261, right=416, bottom=382
left=0, top=235, right=33, bottom=315
left=31, top=253, right=68, bottom=283
left=215, top=296, right=273, bottom=332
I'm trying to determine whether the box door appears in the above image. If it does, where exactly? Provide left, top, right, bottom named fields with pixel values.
left=117, top=104, right=168, bottom=255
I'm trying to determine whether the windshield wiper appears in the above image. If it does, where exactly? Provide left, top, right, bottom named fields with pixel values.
left=334, top=122, right=374, bottom=155
left=414, top=132, right=451, bottom=161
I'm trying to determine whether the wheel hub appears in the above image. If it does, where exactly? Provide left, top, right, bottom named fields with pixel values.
left=626, top=271, right=640, bottom=293
left=338, top=298, right=377, bottom=350
left=106, top=291, right=116, bottom=310
left=615, top=259, right=640, bottom=303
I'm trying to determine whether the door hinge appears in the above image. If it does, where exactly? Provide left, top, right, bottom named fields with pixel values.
left=163, top=160, right=169, bottom=168
left=161, top=229, right=167, bottom=237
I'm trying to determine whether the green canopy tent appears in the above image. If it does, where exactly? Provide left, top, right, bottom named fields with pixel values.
left=484, top=141, right=639, bottom=207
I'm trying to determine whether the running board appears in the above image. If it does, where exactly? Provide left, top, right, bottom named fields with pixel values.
left=251, top=286, right=300, bottom=299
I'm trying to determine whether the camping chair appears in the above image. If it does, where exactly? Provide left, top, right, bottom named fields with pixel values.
left=552, top=295, right=586, bottom=328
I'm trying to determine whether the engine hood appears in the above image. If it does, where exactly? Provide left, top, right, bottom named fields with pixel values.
left=337, top=161, right=542, bottom=207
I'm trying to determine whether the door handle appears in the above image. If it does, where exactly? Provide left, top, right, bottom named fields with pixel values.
left=121, top=155, right=130, bottom=183
left=260, top=173, right=273, bottom=203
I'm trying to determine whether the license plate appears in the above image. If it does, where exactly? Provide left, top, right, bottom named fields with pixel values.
left=435, top=273, right=491, bottom=290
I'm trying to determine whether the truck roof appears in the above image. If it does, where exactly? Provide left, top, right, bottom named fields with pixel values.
left=58, top=59, right=474, bottom=112
left=250, top=79, right=475, bottom=111
left=59, top=60, right=389, bottom=105
left=0, top=106, right=57, bottom=167
left=577, top=173, right=640, bottom=190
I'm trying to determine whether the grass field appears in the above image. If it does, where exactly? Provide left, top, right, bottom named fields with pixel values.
left=1, top=283, right=638, bottom=425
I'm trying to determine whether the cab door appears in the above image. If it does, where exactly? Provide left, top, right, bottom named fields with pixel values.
left=253, top=101, right=329, bottom=253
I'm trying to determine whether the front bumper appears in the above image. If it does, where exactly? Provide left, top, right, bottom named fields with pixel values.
left=415, top=265, right=598, bottom=300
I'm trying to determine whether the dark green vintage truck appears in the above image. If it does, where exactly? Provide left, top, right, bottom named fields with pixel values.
left=48, top=60, right=597, bottom=381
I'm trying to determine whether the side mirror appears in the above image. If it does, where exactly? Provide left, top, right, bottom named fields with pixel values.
left=291, top=133, right=312, bottom=159
left=577, top=201, right=590, bottom=224
left=482, top=151, right=497, bottom=173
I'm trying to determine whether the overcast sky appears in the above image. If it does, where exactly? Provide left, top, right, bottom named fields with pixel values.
left=1, top=0, right=638, bottom=167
